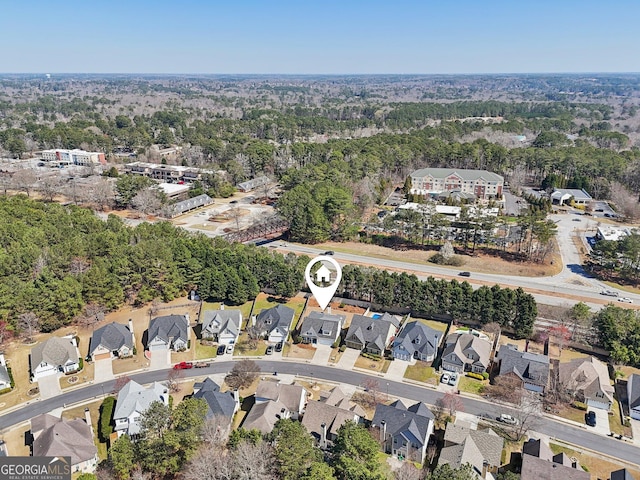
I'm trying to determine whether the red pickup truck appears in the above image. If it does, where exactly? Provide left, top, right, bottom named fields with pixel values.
left=173, top=361, right=193, bottom=370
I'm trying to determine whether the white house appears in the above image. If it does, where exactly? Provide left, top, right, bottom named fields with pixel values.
left=30, top=336, right=80, bottom=381
left=114, top=380, right=169, bottom=437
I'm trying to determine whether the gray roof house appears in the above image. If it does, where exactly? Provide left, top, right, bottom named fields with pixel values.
left=255, top=380, right=307, bottom=416
left=201, top=308, right=242, bottom=345
left=242, top=399, right=289, bottom=434
left=31, top=413, right=98, bottom=474
left=344, top=313, right=400, bottom=355
left=255, top=305, right=295, bottom=344
left=558, top=356, right=614, bottom=410
left=521, top=438, right=589, bottom=480
left=371, top=400, right=434, bottom=463
left=627, top=374, right=640, bottom=421
left=147, top=314, right=190, bottom=352
left=193, top=378, right=239, bottom=422
left=89, top=321, right=134, bottom=361
left=441, top=332, right=491, bottom=374
left=391, top=321, right=442, bottom=362
left=299, top=311, right=345, bottom=346
left=114, top=380, right=169, bottom=437
left=611, top=469, right=636, bottom=480
left=30, top=336, right=80, bottom=381
left=0, top=353, right=11, bottom=391
left=302, top=400, right=361, bottom=448
left=439, top=423, right=503, bottom=477
left=496, top=344, right=550, bottom=393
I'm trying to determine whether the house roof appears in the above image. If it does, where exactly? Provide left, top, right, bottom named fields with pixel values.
left=442, top=333, right=491, bottom=369
left=255, top=305, right=295, bottom=335
left=201, top=309, right=242, bottom=337
left=193, top=378, right=236, bottom=420
left=522, top=438, right=554, bottom=461
left=113, top=380, right=168, bottom=435
left=611, top=468, right=636, bottom=480
left=300, top=311, right=345, bottom=340
left=242, top=399, right=288, bottom=434
left=255, top=380, right=306, bottom=413
left=627, top=374, right=640, bottom=410
left=31, top=337, right=78, bottom=369
left=558, top=356, right=614, bottom=404
left=31, top=414, right=97, bottom=466
left=371, top=400, right=433, bottom=449
left=442, top=423, right=503, bottom=469
left=169, top=194, right=212, bottom=216
left=318, top=386, right=366, bottom=416
left=90, top=322, right=133, bottom=356
left=521, top=454, right=589, bottom=480
left=497, top=344, right=550, bottom=387
left=392, top=321, right=442, bottom=358
left=238, top=176, right=269, bottom=191
left=301, top=400, right=360, bottom=441
left=411, top=168, right=504, bottom=183
left=552, top=188, right=592, bottom=202
left=148, top=315, right=189, bottom=345
left=346, top=313, right=400, bottom=352
left=0, top=365, right=10, bottom=385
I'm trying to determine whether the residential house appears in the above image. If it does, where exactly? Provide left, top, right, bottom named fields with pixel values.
left=147, top=314, right=190, bottom=352
left=113, top=380, right=169, bottom=437
left=299, top=311, right=345, bottom=346
left=31, top=413, right=98, bottom=473
left=193, top=378, right=239, bottom=423
left=0, top=353, right=11, bottom=390
left=628, top=374, right=640, bottom=421
left=558, top=356, right=614, bottom=410
left=254, top=305, right=295, bottom=344
left=89, top=321, right=134, bottom=361
left=441, top=332, right=491, bottom=374
left=30, top=336, right=80, bottom=381
left=241, top=399, right=290, bottom=434
left=521, top=438, right=589, bottom=480
left=255, top=380, right=307, bottom=416
left=371, top=400, right=434, bottom=464
left=438, top=423, right=503, bottom=478
left=318, top=386, right=366, bottom=417
left=302, top=400, right=361, bottom=448
left=344, top=313, right=400, bottom=355
left=391, top=321, right=442, bottom=362
left=610, top=468, right=636, bottom=480
left=200, top=308, right=242, bottom=345
left=495, top=344, right=550, bottom=394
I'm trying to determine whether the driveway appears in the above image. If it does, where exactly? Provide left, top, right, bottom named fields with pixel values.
left=336, top=348, right=360, bottom=370
left=94, top=358, right=114, bottom=383
left=37, top=374, right=62, bottom=399
left=588, top=408, right=611, bottom=436
left=149, top=349, right=171, bottom=370
left=385, top=359, right=409, bottom=381
left=312, top=344, right=333, bottom=366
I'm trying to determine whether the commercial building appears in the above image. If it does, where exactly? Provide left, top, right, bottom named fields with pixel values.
left=41, top=149, right=106, bottom=166
left=123, top=162, right=217, bottom=183
left=409, top=168, right=504, bottom=200
left=551, top=188, right=592, bottom=206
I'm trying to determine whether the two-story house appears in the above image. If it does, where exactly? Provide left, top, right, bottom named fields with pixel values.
left=113, top=380, right=169, bottom=437
left=627, top=374, right=640, bottom=420
left=438, top=423, right=503, bottom=478
left=495, top=344, right=550, bottom=394
left=254, top=305, right=295, bottom=344
left=192, top=377, right=239, bottom=424
left=391, top=321, right=442, bottom=362
left=344, top=313, right=400, bottom=356
left=298, top=311, right=345, bottom=346
left=30, top=336, right=80, bottom=381
left=558, top=356, right=614, bottom=410
left=441, top=332, right=491, bottom=374
left=147, top=315, right=190, bottom=352
left=200, top=308, right=242, bottom=345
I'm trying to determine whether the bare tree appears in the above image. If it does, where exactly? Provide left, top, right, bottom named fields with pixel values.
left=232, top=440, right=278, bottom=480
left=131, top=188, right=163, bottom=215
left=18, top=312, right=39, bottom=342
left=426, top=443, right=438, bottom=465
left=485, top=374, right=524, bottom=404
left=90, top=178, right=115, bottom=211
left=225, top=359, right=260, bottom=390
left=112, top=375, right=131, bottom=394
left=69, top=256, right=91, bottom=276
left=183, top=448, right=234, bottom=480
left=12, top=169, right=38, bottom=197
left=610, top=180, right=640, bottom=221
left=77, top=302, right=105, bottom=330
left=508, top=164, right=527, bottom=195
left=166, top=368, right=184, bottom=393
left=511, top=393, right=542, bottom=441
left=245, top=325, right=261, bottom=350
left=201, top=415, right=232, bottom=446
left=229, top=206, right=242, bottom=232
left=38, top=176, right=63, bottom=201
left=437, top=391, right=464, bottom=417
left=0, top=320, right=14, bottom=349
left=360, top=378, right=384, bottom=407
left=394, top=462, right=423, bottom=480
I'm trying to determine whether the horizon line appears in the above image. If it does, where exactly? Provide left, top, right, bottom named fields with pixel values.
left=2, top=71, right=640, bottom=76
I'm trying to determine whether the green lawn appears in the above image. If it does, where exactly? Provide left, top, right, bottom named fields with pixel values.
left=195, top=341, right=218, bottom=360
left=234, top=333, right=267, bottom=356
left=376, top=452, right=393, bottom=479
left=457, top=376, right=486, bottom=395
left=414, top=318, right=448, bottom=332
left=404, top=362, right=437, bottom=383
left=610, top=398, right=632, bottom=436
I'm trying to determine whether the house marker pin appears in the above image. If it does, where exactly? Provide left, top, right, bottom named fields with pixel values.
left=305, top=256, right=342, bottom=311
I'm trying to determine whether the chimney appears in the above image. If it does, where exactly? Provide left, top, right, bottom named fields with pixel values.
left=84, top=408, right=92, bottom=429
left=220, top=303, right=225, bottom=311
left=327, top=306, right=332, bottom=315
left=251, top=315, right=257, bottom=327
left=380, top=420, right=386, bottom=448
left=128, top=318, right=134, bottom=333
left=185, top=313, right=190, bottom=324
left=321, top=422, right=327, bottom=449
left=482, top=460, right=488, bottom=478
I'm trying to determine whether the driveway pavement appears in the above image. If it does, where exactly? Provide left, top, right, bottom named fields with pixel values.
left=150, top=349, right=171, bottom=370
left=384, top=359, right=409, bottom=381
left=588, top=408, right=611, bottom=436
left=312, top=344, right=333, bottom=366
left=336, top=348, right=360, bottom=370
left=94, top=358, right=114, bottom=383
left=38, top=374, right=62, bottom=399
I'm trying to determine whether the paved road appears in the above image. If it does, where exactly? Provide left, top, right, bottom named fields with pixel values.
left=2, top=360, right=639, bottom=465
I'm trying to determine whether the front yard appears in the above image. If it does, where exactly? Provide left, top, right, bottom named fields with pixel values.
left=354, top=355, right=391, bottom=374
left=195, top=341, right=219, bottom=360
left=457, top=376, right=486, bottom=395
left=404, top=362, right=437, bottom=384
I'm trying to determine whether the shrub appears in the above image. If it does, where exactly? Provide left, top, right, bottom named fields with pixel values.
left=78, top=358, right=84, bottom=371
left=99, top=396, right=116, bottom=442
left=339, top=345, right=346, bottom=352
left=0, top=387, right=12, bottom=395
left=133, top=347, right=137, bottom=355
left=332, top=340, right=340, bottom=349
left=481, top=372, right=490, bottom=380
left=573, top=401, right=587, bottom=411
left=7, top=366, right=15, bottom=388
left=466, top=372, right=484, bottom=381
left=362, top=352, right=381, bottom=361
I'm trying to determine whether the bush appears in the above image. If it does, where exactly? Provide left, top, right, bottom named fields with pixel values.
left=573, top=401, right=587, bottom=411
left=0, top=387, right=12, bottom=395
left=362, top=352, right=381, bottom=361
left=78, top=358, right=84, bottom=371
left=133, top=347, right=137, bottom=355
left=332, top=340, right=340, bottom=349
left=466, top=372, right=485, bottom=381
left=429, top=253, right=465, bottom=266
left=6, top=366, right=15, bottom=388
left=481, top=372, right=489, bottom=380
left=339, top=345, right=346, bottom=352
left=99, top=396, right=116, bottom=442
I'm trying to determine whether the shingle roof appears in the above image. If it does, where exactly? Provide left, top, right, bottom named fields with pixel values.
left=31, top=414, right=97, bottom=466
left=300, top=311, right=345, bottom=340
left=242, top=399, right=288, bottom=434
left=255, top=380, right=305, bottom=413
left=411, top=168, right=504, bottom=183
left=301, top=400, right=360, bottom=441
left=31, top=337, right=78, bottom=369
left=441, top=423, right=503, bottom=470
left=628, top=374, right=640, bottom=410
left=522, top=438, right=554, bottom=461
left=148, top=315, right=189, bottom=345
left=371, top=400, right=433, bottom=449
left=90, top=322, right=133, bottom=356
left=201, top=309, right=242, bottom=337
left=114, top=381, right=168, bottom=435
left=193, top=378, right=236, bottom=420
left=521, top=454, right=590, bottom=480
left=497, top=344, right=550, bottom=387
left=392, top=321, right=442, bottom=359
left=346, top=314, right=399, bottom=352
left=442, top=333, right=491, bottom=370
left=169, top=194, right=212, bottom=216
left=255, top=305, right=294, bottom=335
left=558, top=356, right=614, bottom=405
left=611, top=468, right=635, bottom=480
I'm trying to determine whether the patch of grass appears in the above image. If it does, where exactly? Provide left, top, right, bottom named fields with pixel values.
left=404, top=362, right=436, bottom=383
left=234, top=334, right=267, bottom=356
left=610, top=398, right=632, bottom=437
left=354, top=355, right=387, bottom=373
left=558, top=348, right=589, bottom=363
left=556, top=405, right=588, bottom=424
left=195, top=341, right=218, bottom=360
left=457, top=376, right=486, bottom=395
left=377, top=451, right=393, bottom=479
left=415, top=318, right=448, bottom=332
left=286, top=343, right=316, bottom=360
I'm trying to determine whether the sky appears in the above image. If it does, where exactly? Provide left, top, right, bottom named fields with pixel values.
left=2, top=0, right=640, bottom=74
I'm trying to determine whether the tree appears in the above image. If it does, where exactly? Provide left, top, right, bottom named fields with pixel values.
left=11, top=169, right=37, bottom=197
left=232, top=439, right=278, bottom=480
left=0, top=320, right=14, bottom=349
left=437, top=391, right=464, bottom=416
left=99, top=396, right=116, bottom=442
left=112, top=375, right=131, bottom=394
left=139, top=401, right=172, bottom=441
left=485, top=375, right=524, bottom=404
left=301, top=462, right=337, bottom=480
left=166, top=367, right=184, bottom=393
left=115, top=174, right=155, bottom=207
left=18, top=311, right=39, bottom=342
left=109, top=434, right=135, bottom=480
left=268, top=419, right=322, bottom=480
left=228, top=428, right=262, bottom=449
left=394, top=462, right=422, bottom=480
left=131, top=188, right=164, bottom=215
left=38, top=176, right=63, bottom=202
left=425, top=463, right=477, bottom=480
left=546, top=324, right=572, bottom=352
left=77, top=302, right=105, bottom=330
left=90, top=178, right=116, bottom=211
left=225, top=359, right=260, bottom=390
left=77, top=474, right=97, bottom=480
left=332, top=420, right=385, bottom=480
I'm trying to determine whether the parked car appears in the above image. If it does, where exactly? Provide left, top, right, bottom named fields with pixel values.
left=441, top=373, right=451, bottom=384
left=448, top=373, right=458, bottom=386
left=275, top=342, right=283, bottom=352
left=586, top=411, right=596, bottom=427
left=173, top=361, right=193, bottom=370
left=459, top=271, right=471, bottom=277
left=499, top=414, right=518, bottom=425
left=323, top=251, right=335, bottom=256
left=572, top=218, right=581, bottom=222
left=226, top=344, right=234, bottom=354
left=216, top=345, right=226, bottom=356
left=618, top=297, right=634, bottom=304
left=194, top=362, right=211, bottom=368
left=266, top=345, right=274, bottom=355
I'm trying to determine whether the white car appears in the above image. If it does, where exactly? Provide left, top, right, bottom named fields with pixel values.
left=441, top=373, right=451, bottom=384
left=618, top=297, right=634, bottom=304
left=499, top=414, right=518, bottom=425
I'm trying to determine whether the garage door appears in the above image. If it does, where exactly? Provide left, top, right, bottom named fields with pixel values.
left=587, top=399, right=610, bottom=410
left=149, top=343, right=168, bottom=352
left=94, top=352, right=111, bottom=361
